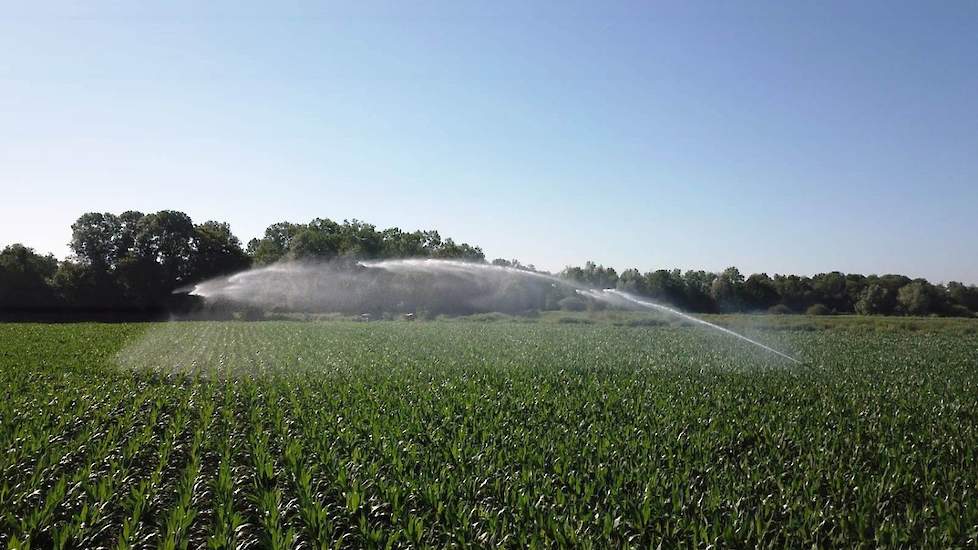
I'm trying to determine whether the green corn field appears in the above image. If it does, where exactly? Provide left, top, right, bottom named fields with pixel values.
left=1, top=318, right=977, bottom=548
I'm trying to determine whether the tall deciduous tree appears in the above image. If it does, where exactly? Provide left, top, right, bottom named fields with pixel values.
left=0, top=244, right=59, bottom=308
left=191, top=221, right=251, bottom=280
left=742, top=273, right=780, bottom=311
left=946, top=282, right=978, bottom=312
left=855, top=284, right=891, bottom=315
left=896, top=281, right=937, bottom=316
left=288, top=227, right=340, bottom=261
left=711, top=267, right=745, bottom=312
left=134, top=210, right=196, bottom=287
left=70, top=212, right=121, bottom=271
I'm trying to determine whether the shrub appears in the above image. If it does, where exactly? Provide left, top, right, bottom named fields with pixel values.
left=806, top=304, right=832, bottom=316
left=557, top=296, right=587, bottom=312
left=240, top=306, right=265, bottom=321
left=768, top=304, right=793, bottom=315
left=614, top=318, right=667, bottom=327
left=946, top=304, right=975, bottom=319
left=463, top=312, right=510, bottom=322
left=625, top=318, right=667, bottom=327
left=557, top=317, right=594, bottom=324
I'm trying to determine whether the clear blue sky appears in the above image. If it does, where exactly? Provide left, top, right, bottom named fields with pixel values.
left=2, top=1, right=976, bottom=282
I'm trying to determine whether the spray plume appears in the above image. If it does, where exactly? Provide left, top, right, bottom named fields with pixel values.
left=578, top=288, right=801, bottom=364
left=184, top=258, right=799, bottom=363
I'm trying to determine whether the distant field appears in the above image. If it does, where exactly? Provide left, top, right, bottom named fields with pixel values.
left=2, top=317, right=976, bottom=548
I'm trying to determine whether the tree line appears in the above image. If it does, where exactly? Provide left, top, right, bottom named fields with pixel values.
left=1, top=210, right=976, bottom=318
left=0, top=210, right=484, bottom=317
left=559, top=262, right=978, bottom=317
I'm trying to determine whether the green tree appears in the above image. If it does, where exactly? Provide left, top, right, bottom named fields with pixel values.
left=682, top=270, right=718, bottom=312
left=70, top=212, right=121, bottom=272
left=249, top=221, right=305, bottom=265
left=854, top=284, right=891, bottom=315
left=896, top=281, right=937, bottom=316
left=383, top=228, right=427, bottom=258
left=645, top=269, right=686, bottom=307
left=946, top=281, right=978, bottom=313
left=432, top=238, right=484, bottom=262
left=336, top=219, right=383, bottom=258
left=877, top=274, right=912, bottom=294
left=844, top=274, right=867, bottom=310
left=114, top=210, right=145, bottom=265
left=69, top=212, right=126, bottom=304
left=742, top=273, right=779, bottom=311
left=51, top=260, right=96, bottom=307
left=616, top=268, right=648, bottom=295
left=247, top=219, right=486, bottom=265
left=113, top=254, right=164, bottom=306
left=772, top=274, right=812, bottom=312
left=288, top=227, right=340, bottom=261
left=711, top=267, right=745, bottom=312
left=811, top=272, right=850, bottom=312
left=191, top=221, right=251, bottom=280
left=248, top=238, right=285, bottom=266
left=567, top=261, right=617, bottom=288
left=134, top=210, right=196, bottom=287
left=0, top=244, right=59, bottom=308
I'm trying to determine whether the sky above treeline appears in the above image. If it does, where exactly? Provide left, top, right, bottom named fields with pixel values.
left=2, top=1, right=976, bottom=283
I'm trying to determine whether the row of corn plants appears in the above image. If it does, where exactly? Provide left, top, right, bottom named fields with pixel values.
left=2, top=320, right=977, bottom=547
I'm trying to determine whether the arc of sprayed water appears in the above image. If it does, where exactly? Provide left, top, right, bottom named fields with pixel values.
left=364, top=259, right=800, bottom=364
left=184, top=258, right=800, bottom=364
left=581, top=288, right=801, bottom=364
left=359, top=258, right=567, bottom=285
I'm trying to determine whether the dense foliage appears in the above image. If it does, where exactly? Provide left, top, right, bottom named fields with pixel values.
left=1, top=211, right=976, bottom=317
left=561, top=262, right=978, bottom=317
left=1, top=319, right=976, bottom=548
left=0, top=212, right=484, bottom=317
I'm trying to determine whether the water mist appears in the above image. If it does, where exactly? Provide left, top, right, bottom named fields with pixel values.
left=183, top=258, right=800, bottom=364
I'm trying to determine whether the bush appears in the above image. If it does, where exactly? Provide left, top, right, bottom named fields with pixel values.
left=806, top=304, right=832, bottom=316
left=946, top=304, right=975, bottom=319
left=768, top=304, right=793, bottom=315
left=625, top=318, right=667, bottom=327
left=462, top=312, right=510, bottom=322
left=557, top=296, right=587, bottom=312
left=240, top=306, right=265, bottom=321
left=557, top=317, right=594, bottom=325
